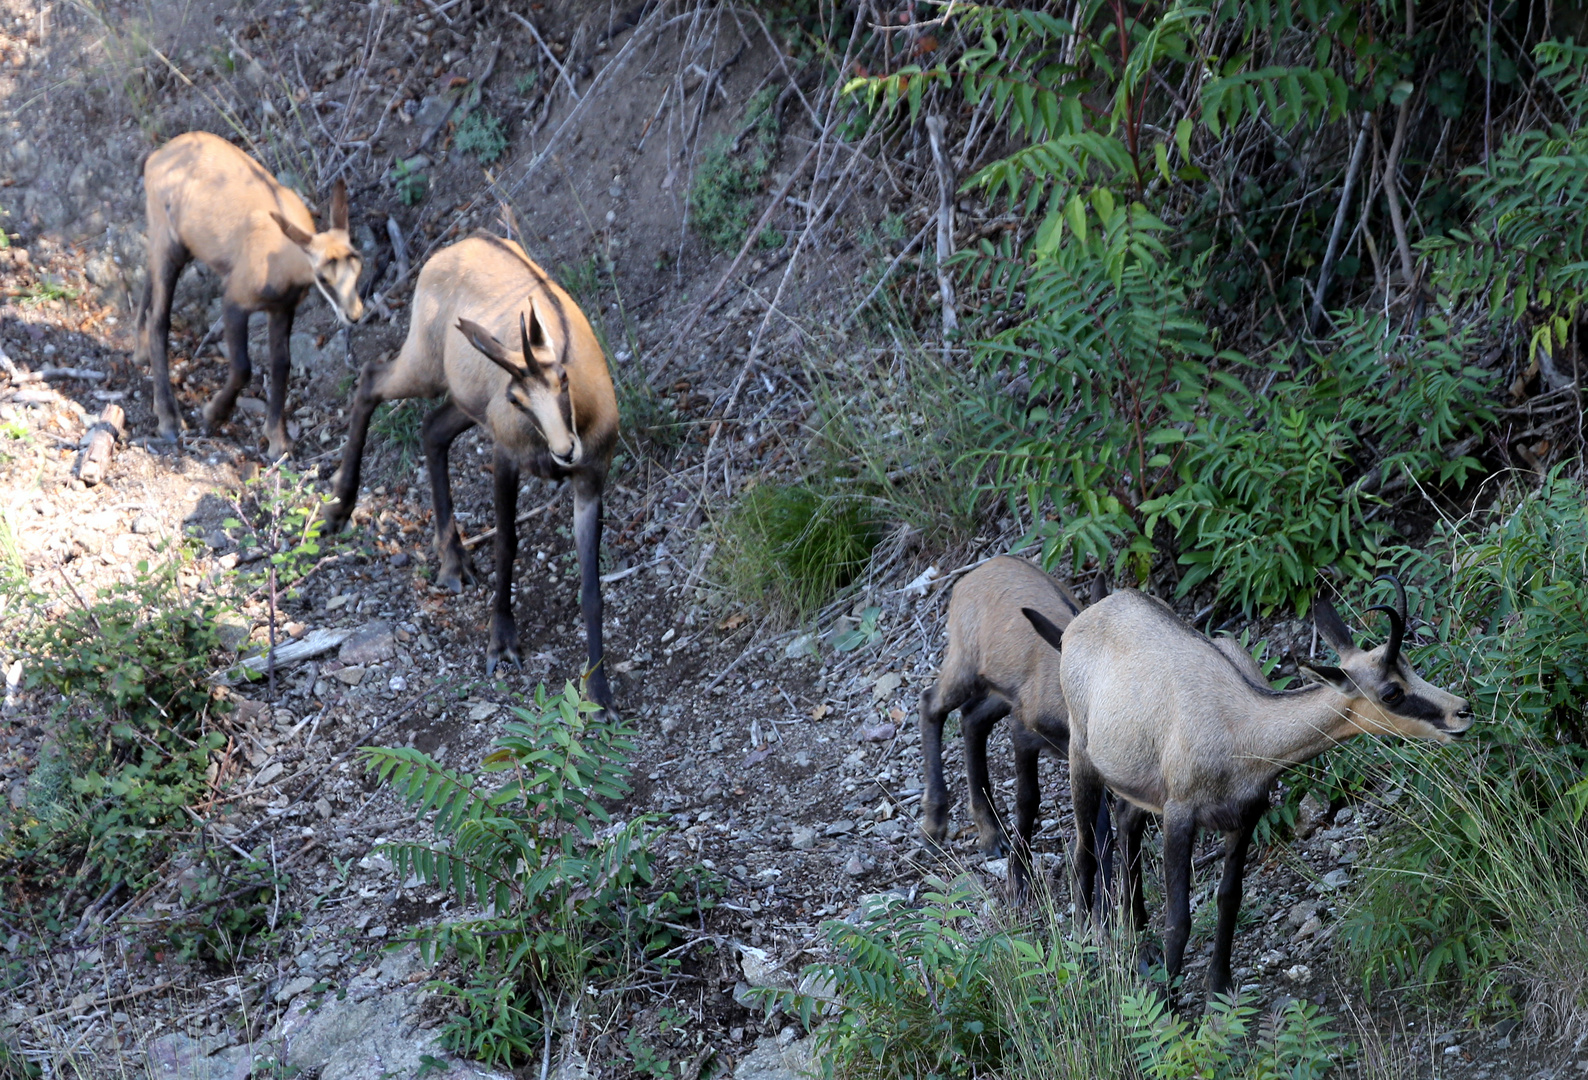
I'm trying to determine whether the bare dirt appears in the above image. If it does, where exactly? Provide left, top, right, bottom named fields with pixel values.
left=0, top=1, right=1581, bottom=1078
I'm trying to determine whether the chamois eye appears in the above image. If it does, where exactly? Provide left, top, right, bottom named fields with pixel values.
left=1382, top=685, right=1405, bottom=705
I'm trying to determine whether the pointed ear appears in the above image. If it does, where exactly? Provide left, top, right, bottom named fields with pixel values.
left=329, top=178, right=349, bottom=231
left=1299, top=661, right=1354, bottom=694
left=1312, top=597, right=1357, bottom=656
left=456, top=319, right=522, bottom=377
left=1021, top=608, right=1066, bottom=653
left=271, top=211, right=315, bottom=250
left=518, top=310, right=551, bottom=385
left=1089, top=572, right=1108, bottom=606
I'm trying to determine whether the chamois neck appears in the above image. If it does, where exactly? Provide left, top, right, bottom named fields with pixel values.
left=1237, top=682, right=1365, bottom=775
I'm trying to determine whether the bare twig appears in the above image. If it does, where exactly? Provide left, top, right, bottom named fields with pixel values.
left=845, top=221, right=933, bottom=327
left=386, top=215, right=409, bottom=283
left=461, top=490, right=565, bottom=549
left=1309, top=115, right=1371, bottom=334
left=924, top=113, right=959, bottom=350
left=509, top=11, right=581, bottom=102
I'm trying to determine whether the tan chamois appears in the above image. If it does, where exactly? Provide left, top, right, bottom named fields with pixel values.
left=920, top=557, right=1259, bottom=897
left=1022, top=575, right=1472, bottom=998
left=320, top=231, right=618, bottom=707
left=136, top=131, right=365, bottom=460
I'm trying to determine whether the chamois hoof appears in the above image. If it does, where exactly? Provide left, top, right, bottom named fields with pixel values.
left=976, top=834, right=1010, bottom=859
left=316, top=501, right=352, bottom=535
left=202, top=397, right=237, bottom=432
left=485, top=645, right=523, bottom=676
left=264, top=435, right=293, bottom=464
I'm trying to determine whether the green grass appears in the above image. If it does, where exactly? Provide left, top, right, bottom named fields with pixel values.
left=715, top=481, right=879, bottom=623
left=370, top=398, right=426, bottom=472
left=455, top=110, right=508, bottom=165
left=689, top=87, right=780, bottom=252
left=614, top=372, right=684, bottom=461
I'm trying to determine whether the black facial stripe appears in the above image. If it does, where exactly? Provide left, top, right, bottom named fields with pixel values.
left=558, top=387, right=575, bottom=434
left=1391, top=692, right=1447, bottom=724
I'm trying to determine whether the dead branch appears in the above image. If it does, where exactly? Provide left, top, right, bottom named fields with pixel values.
left=461, top=490, right=565, bottom=549
left=509, top=11, right=581, bottom=102
left=1309, top=115, right=1371, bottom=334
left=75, top=403, right=124, bottom=486
left=924, top=113, right=959, bottom=349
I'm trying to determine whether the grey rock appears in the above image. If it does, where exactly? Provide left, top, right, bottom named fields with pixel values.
left=790, top=826, right=817, bottom=851
left=1295, top=792, right=1329, bottom=839
left=843, top=851, right=874, bottom=877
left=733, top=1035, right=814, bottom=1080
left=276, top=975, right=319, bottom=1003
left=215, top=612, right=252, bottom=652
left=145, top=1033, right=256, bottom=1080
left=339, top=621, right=397, bottom=665
left=278, top=981, right=510, bottom=1080
left=823, top=820, right=855, bottom=837
left=1321, top=869, right=1350, bottom=889
left=131, top=513, right=159, bottom=535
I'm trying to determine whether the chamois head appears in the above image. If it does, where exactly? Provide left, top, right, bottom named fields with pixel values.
left=456, top=308, right=582, bottom=468
left=1301, top=575, right=1473, bottom=743
left=270, top=179, right=365, bottom=325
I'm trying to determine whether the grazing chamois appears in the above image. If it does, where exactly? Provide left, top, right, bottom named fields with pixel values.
left=920, top=557, right=1261, bottom=897
left=320, top=231, right=618, bottom=707
left=1021, top=575, right=1472, bottom=998
left=136, top=131, right=364, bottom=460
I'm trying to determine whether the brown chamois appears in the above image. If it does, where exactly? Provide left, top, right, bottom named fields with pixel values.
left=920, top=557, right=1260, bottom=897
left=1021, top=575, right=1472, bottom=998
left=917, top=556, right=1102, bottom=896
left=320, top=231, right=618, bottom=707
left=136, top=131, right=365, bottom=460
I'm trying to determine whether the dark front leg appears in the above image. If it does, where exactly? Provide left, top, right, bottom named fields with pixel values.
left=1161, top=802, right=1198, bottom=989
left=1209, top=799, right=1266, bottom=999
left=963, top=695, right=1013, bottom=856
left=487, top=446, right=523, bottom=675
left=919, top=685, right=954, bottom=849
left=1009, top=727, right=1042, bottom=899
left=1118, top=801, right=1152, bottom=935
left=323, top=355, right=395, bottom=533
left=262, top=305, right=296, bottom=461
left=203, top=303, right=253, bottom=435
left=422, top=401, right=478, bottom=593
left=572, top=475, right=611, bottom=709
left=140, top=241, right=189, bottom=442
left=1070, top=755, right=1106, bottom=925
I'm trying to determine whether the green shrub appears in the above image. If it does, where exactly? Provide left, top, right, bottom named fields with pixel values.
left=1, top=561, right=232, bottom=904
left=689, top=87, right=780, bottom=251
left=716, top=482, right=879, bottom=622
left=455, top=110, right=508, bottom=165
left=391, top=159, right=428, bottom=206
left=363, top=682, right=718, bottom=1069
left=764, top=888, right=1347, bottom=1080
left=1339, top=472, right=1588, bottom=1033
left=370, top=398, right=426, bottom=473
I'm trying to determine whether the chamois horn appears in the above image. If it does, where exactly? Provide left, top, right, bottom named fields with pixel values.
left=1366, top=573, right=1407, bottom=667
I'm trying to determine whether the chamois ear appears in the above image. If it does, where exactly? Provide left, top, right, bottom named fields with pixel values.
left=517, top=311, right=552, bottom=385
left=1089, top=572, right=1109, bottom=606
left=1021, top=608, right=1066, bottom=653
left=456, top=319, right=522, bottom=377
left=328, top=178, right=349, bottom=231
left=1299, top=661, right=1354, bottom=695
left=1312, top=597, right=1357, bottom=656
left=271, top=211, right=315, bottom=250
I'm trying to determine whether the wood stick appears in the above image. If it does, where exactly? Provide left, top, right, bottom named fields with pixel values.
left=461, top=491, right=564, bottom=549
left=1308, top=115, right=1370, bottom=334
left=26, top=979, right=179, bottom=1023
left=924, top=113, right=959, bottom=351
left=386, top=215, right=409, bottom=283
left=76, top=403, right=124, bottom=486
left=509, top=11, right=580, bottom=102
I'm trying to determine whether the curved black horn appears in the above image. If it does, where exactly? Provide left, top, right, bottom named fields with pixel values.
left=1367, top=573, right=1407, bottom=667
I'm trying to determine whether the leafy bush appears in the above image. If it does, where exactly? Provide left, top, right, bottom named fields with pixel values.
left=764, top=888, right=1347, bottom=1080
left=0, top=561, right=232, bottom=906
left=1340, top=472, right=1588, bottom=1034
left=363, top=682, right=718, bottom=1068
left=391, top=159, right=427, bottom=206
left=689, top=87, right=780, bottom=251
left=455, top=110, right=508, bottom=165
left=715, top=482, right=879, bottom=622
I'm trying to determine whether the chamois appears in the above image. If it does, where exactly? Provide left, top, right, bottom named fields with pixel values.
left=320, top=232, right=618, bottom=707
left=920, top=557, right=1261, bottom=897
left=1021, top=576, right=1472, bottom=998
left=918, top=556, right=1103, bottom=896
left=136, top=131, right=365, bottom=460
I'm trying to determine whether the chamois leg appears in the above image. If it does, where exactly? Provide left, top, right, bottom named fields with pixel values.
left=1117, top=800, right=1159, bottom=978
left=262, top=304, right=296, bottom=461
left=324, top=347, right=436, bottom=532
left=573, top=474, right=612, bottom=709
left=1209, top=800, right=1265, bottom=999
left=1009, top=726, right=1042, bottom=899
left=963, top=695, right=1015, bottom=857
left=422, top=401, right=479, bottom=593
left=140, top=238, right=189, bottom=443
left=1161, top=802, right=1198, bottom=990
left=203, top=303, right=253, bottom=435
left=1070, top=754, right=1107, bottom=923
left=918, top=673, right=977, bottom=849
left=486, top=446, right=523, bottom=675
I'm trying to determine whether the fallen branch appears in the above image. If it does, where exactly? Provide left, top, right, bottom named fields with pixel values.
left=1308, top=115, right=1370, bottom=334
left=509, top=12, right=580, bottom=102
left=75, top=402, right=124, bottom=486
left=924, top=113, right=959, bottom=350
left=461, top=490, right=564, bottom=549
